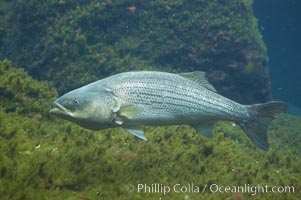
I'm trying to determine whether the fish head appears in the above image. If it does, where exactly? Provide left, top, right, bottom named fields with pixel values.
left=50, top=86, right=118, bottom=130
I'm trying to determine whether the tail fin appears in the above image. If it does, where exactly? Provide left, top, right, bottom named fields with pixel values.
left=239, top=101, right=287, bottom=151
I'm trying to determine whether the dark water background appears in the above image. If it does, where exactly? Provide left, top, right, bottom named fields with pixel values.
left=253, top=0, right=301, bottom=110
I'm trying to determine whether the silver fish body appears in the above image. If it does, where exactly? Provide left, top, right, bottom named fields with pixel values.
left=106, top=71, right=249, bottom=125
left=50, top=71, right=287, bottom=150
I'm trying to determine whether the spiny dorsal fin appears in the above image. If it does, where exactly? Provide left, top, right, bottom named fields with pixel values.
left=178, top=71, right=217, bottom=92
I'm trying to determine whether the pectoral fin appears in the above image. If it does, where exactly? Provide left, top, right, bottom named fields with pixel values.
left=112, top=105, right=143, bottom=126
left=119, top=105, right=143, bottom=119
left=192, top=122, right=216, bottom=138
left=125, top=126, right=147, bottom=141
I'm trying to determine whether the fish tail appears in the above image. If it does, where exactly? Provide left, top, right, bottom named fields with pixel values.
left=239, top=101, right=287, bottom=151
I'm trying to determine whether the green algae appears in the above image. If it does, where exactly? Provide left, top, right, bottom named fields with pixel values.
left=0, top=60, right=57, bottom=115
left=0, top=0, right=299, bottom=199
left=0, top=0, right=271, bottom=103
left=0, top=61, right=300, bottom=199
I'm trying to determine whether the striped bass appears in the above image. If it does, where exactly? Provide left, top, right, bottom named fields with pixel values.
left=50, top=71, right=287, bottom=150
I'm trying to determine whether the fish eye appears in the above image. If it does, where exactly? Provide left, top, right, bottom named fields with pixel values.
left=73, top=98, right=80, bottom=104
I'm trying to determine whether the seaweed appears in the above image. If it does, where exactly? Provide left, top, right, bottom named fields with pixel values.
left=0, top=60, right=57, bottom=115
left=0, top=1, right=300, bottom=199
left=1, top=0, right=270, bottom=103
left=0, top=62, right=300, bottom=199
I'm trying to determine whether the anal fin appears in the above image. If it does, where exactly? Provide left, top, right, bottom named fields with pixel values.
left=192, top=122, right=216, bottom=138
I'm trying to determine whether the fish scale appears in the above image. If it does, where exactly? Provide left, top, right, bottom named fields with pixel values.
left=109, top=72, right=249, bottom=123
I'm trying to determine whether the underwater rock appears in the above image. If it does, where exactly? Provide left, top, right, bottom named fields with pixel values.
left=1, top=0, right=270, bottom=103
left=0, top=60, right=57, bottom=115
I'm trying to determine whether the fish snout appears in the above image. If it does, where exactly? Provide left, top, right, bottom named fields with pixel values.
left=49, top=101, right=68, bottom=115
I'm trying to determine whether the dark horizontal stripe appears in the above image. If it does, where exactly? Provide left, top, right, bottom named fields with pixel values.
left=114, top=80, right=248, bottom=118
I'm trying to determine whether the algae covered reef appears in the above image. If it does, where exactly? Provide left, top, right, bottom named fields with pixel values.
left=1, top=0, right=269, bottom=104
left=0, top=61, right=301, bottom=199
left=0, top=0, right=301, bottom=199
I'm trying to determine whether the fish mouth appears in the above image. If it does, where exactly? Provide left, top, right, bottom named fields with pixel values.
left=49, top=102, right=72, bottom=116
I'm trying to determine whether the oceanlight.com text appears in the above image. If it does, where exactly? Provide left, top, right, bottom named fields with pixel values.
left=209, top=184, right=295, bottom=196
left=127, top=183, right=295, bottom=196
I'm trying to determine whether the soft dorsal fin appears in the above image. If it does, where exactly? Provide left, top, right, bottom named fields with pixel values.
left=178, top=71, right=217, bottom=92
